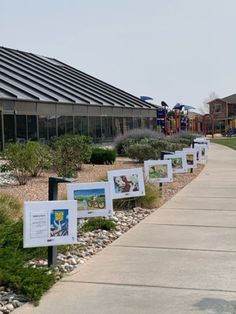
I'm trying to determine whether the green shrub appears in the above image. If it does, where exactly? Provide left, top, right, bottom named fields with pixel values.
left=0, top=220, right=56, bottom=304
left=51, top=134, right=92, bottom=177
left=0, top=248, right=56, bottom=305
left=0, top=193, right=22, bottom=224
left=90, top=148, right=116, bottom=164
left=1, top=142, right=52, bottom=184
left=81, top=217, right=116, bottom=232
left=114, top=128, right=164, bottom=156
left=165, top=140, right=188, bottom=152
left=1, top=143, right=32, bottom=185
left=113, top=182, right=161, bottom=210
left=26, top=142, right=52, bottom=177
left=125, top=138, right=171, bottom=162
left=0, top=219, right=73, bottom=304
left=125, top=143, right=158, bottom=163
left=169, top=132, right=198, bottom=146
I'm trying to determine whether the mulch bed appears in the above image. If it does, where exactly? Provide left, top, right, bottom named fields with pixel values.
left=0, top=158, right=204, bottom=207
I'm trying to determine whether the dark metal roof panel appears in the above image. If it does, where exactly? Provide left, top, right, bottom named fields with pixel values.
left=0, top=81, right=37, bottom=100
left=0, top=57, right=114, bottom=106
left=0, top=46, right=158, bottom=110
left=1, top=49, right=135, bottom=108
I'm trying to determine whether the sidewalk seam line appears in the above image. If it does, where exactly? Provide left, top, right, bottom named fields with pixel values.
left=111, top=244, right=236, bottom=254
left=141, top=223, right=236, bottom=229
left=60, top=280, right=236, bottom=294
left=159, top=208, right=236, bottom=211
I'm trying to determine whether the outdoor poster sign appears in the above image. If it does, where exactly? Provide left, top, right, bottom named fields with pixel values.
left=107, top=168, right=145, bottom=199
left=67, top=182, right=113, bottom=218
left=194, top=137, right=210, bottom=148
left=144, top=159, right=173, bottom=183
left=24, top=200, right=77, bottom=248
left=190, top=145, right=202, bottom=164
left=194, top=143, right=208, bottom=161
left=177, top=148, right=197, bottom=169
left=163, top=153, right=187, bottom=174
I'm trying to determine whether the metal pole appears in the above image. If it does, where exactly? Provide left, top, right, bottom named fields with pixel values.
left=48, top=177, right=58, bottom=267
left=48, top=176, right=77, bottom=267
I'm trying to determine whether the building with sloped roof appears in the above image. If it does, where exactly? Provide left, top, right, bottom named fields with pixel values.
left=208, top=94, right=236, bottom=133
left=0, top=47, right=158, bottom=148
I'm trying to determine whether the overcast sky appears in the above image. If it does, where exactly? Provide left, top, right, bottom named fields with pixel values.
left=1, top=0, right=236, bottom=110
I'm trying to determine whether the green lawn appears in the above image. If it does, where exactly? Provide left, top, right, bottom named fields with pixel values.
left=211, top=138, right=236, bottom=150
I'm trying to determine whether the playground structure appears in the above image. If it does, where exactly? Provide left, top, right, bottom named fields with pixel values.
left=156, top=106, right=216, bottom=137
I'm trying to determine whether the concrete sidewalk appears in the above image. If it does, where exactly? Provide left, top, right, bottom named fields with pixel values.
left=15, top=143, right=236, bottom=314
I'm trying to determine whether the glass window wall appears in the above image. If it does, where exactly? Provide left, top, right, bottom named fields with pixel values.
left=4, top=114, right=15, bottom=144
left=16, top=115, right=27, bottom=142
left=58, top=116, right=66, bottom=136
left=65, top=116, right=73, bottom=134
left=48, top=116, right=57, bottom=139
left=133, top=117, right=142, bottom=129
left=101, top=117, right=113, bottom=141
left=114, top=117, right=124, bottom=136
left=27, top=115, right=37, bottom=141
left=0, top=111, right=2, bottom=150
left=124, top=117, right=133, bottom=132
left=38, top=116, right=48, bottom=142
left=89, top=117, right=101, bottom=141
left=143, top=117, right=150, bottom=129
left=74, top=116, right=88, bottom=135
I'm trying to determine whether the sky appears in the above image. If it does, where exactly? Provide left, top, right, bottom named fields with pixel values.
left=1, top=0, right=236, bottom=111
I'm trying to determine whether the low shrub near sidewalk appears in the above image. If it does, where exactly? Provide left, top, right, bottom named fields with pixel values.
left=0, top=219, right=56, bottom=304
left=81, top=217, right=116, bottom=232
left=0, top=194, right=69, bottom=304
left=90, top=148, right=116, bottom=165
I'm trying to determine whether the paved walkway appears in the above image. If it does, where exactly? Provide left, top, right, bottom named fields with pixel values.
left=15, top=143, right=236, bottom=314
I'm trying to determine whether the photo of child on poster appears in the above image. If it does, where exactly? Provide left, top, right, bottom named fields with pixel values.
left=74, top=188, right=106, bottom=211
left=113, top=174, right=139, bottom=194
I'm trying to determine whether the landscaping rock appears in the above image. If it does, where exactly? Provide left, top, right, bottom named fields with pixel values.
left=0, top=161, right=204, bottom=313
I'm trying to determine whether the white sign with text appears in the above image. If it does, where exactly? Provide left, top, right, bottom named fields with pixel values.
left=24, top=200, right=77, bottom=248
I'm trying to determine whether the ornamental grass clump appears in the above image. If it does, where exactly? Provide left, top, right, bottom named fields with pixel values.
left=113, top=182, right=161, bottom=210
left=0, top=193, right=22, bottom=224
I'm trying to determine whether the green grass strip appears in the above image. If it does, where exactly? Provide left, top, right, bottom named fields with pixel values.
left=211, top=138, right=236, bottom=150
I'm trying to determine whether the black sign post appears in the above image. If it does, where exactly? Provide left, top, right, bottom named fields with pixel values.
left=48, top=176, right=77, bottom=267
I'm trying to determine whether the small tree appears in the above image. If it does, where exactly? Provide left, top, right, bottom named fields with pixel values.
left=51, top=134, right=92, bottom=178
